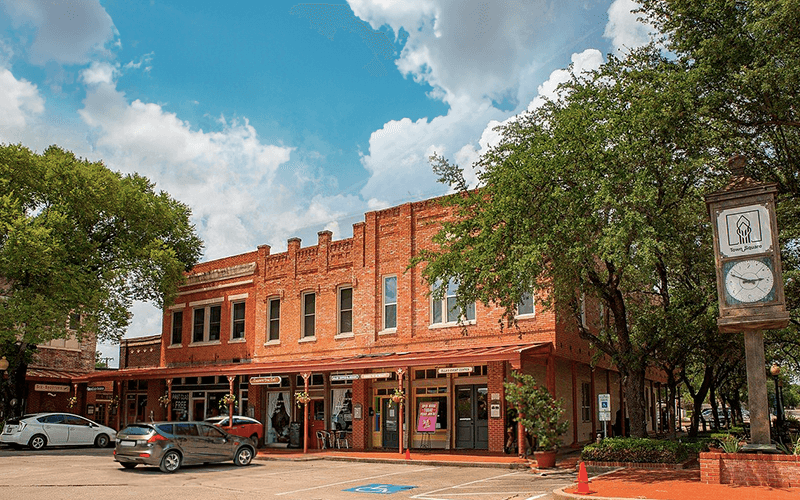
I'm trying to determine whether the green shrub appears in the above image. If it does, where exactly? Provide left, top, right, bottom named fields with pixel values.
left=581, top=438, right=690, bottom=463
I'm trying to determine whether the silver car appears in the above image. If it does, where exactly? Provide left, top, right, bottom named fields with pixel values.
left=1, top=413, right=116, bottom=450
left=114, top=421, right=256, bottom=473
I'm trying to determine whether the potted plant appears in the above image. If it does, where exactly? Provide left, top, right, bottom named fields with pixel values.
left=158, top=393, right=172, bottom=408
left=390, top=388, right=405, bottom=405
left=503, top=372, right=568, bottom=468
left=295, top=391, right=311, bottom=407
left=219, top=393, right=237, bottom=411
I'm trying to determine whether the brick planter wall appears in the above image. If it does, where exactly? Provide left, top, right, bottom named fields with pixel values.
left=700, top=452, right=800, bottom=488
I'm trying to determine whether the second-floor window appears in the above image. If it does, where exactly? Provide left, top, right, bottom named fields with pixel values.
left=302, top=292, right=315, bottom=338
left=431, top=278, right=475, bottom=325
left=338, top=286, right=353, bottom=334
left=383, top=276, right=397, bottom=330
left=267, top=298, right=280, bottom=342
left=171, top=310, right=183, bottom=345
left=193, top=304, right=221, bottom=343
left=517, top=291, right=535, bottom=316
left=231, top=301, right=245, bottom=340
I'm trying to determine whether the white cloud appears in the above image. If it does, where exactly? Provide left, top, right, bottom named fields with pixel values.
left=81, top=61, right=117, bottom=85
left=604, top=0, right=653, bottom=53
left=3, top=0, right=116, bottom=65
left=0, top=67, right=44, bottom=130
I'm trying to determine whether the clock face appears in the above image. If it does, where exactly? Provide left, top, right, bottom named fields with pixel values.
left=724, top=259, right=775, bottom=304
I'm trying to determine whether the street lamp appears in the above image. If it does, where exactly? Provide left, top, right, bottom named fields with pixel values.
left=0, top=356, right=8, bottom=372
left=770, top=363, right=785, bottom=439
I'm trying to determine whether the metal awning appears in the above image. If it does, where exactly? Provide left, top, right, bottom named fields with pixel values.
left=74, top=341, right=552, bottom=383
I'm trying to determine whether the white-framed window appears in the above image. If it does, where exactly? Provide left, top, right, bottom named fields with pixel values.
left=267, top=297, right=280, bottom=342
left=580, top=293, right=587, bottom=328
left=171, top=310, right=183, bottom=345
left=581, top=381, right=591, bottom=422
left=516, top=291, right=535, bottom=316
left=338, top=286, right=353, bottom=334
left=383, top=276, right=397, bottom=330
left=231, top=301, right=246, bottom=340
left=193, top=303, right=222, bottom=343
left=302, top=292, right=316, bottom=338
left=431, top=278, right=475, bottom=325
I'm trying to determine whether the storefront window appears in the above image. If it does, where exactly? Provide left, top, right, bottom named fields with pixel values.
left=266, top=392, right=291, bottom=444
left=331, top=389, right=352, bottom=431
left=416, top=395, right=448, bottom=430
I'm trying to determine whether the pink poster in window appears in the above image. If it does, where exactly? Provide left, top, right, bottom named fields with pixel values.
left=417, top=402, right=439, bottom=432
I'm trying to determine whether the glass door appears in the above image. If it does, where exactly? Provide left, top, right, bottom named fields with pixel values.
left=382, top=398, right=399, bottom=449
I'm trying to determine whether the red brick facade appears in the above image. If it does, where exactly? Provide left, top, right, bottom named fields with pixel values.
left=77, top=196, right=662, bottom=453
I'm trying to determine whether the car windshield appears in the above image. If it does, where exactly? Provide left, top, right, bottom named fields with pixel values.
left=120, top=425, right=155, bottom=436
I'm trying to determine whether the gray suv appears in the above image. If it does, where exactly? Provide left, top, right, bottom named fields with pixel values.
left=114, top=421, right=256, bottom=473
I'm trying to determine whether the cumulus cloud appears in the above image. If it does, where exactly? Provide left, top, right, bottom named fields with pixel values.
left=3, top=0, right=116, bottom=65
left=0, top=67, right=45, bottom=130
left=604, top=0, right=653, bottom=53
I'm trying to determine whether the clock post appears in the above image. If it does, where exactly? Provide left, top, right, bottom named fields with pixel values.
left=705, top=156, right=790, bottom=450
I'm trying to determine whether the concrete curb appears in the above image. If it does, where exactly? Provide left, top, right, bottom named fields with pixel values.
left=552, top=486, right=645, bottom=500
left=254, top=453, right=529, bottom=469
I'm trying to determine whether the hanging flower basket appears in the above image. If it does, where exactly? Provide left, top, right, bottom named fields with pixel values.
left=218, top=393, right=237, bottom=411
left=390, top=389, right=405, bottom=404
left=158, top=394, right=172, bottom=408
left=295, top=391, right=311, bottom=407
left=67, top=396, right=78, bottom=409
left=109, top=395, right=120, bottom=410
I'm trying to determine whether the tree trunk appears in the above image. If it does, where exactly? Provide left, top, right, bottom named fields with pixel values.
left=666, top=372, right=678, bottom=440
left=622, top=369, right=649, bottom=438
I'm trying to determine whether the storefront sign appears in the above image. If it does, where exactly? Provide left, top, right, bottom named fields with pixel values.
left=87, top=386, right=106, bottom=392
left=96, top=392, right=113, bottom=401
left=360, top=372, right=391, bottom=379
left=353, top=403, right=363, bottom=420
left=249, top=376, right=282, bottom=385
left=490, top=403, right=501, bottom=418
left=436, top=367, right=472, bottom=374
left=417, top=402, right=439, bottom=432
left=34, top=384, right=70, bottom=393
left=330, top=374, right=360, bottom=381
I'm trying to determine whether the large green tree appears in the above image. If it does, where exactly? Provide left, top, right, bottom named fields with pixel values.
left=0, top=144, right=203, bottom=419
left=417, top=46, right=719, bottom=438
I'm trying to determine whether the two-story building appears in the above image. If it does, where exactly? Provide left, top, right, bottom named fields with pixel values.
left=79, top=197, right=666, bottom=452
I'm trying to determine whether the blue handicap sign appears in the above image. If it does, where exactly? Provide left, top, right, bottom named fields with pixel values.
left=344, top=484, right=417, bottom=494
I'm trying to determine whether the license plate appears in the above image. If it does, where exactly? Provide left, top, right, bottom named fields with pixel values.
left=120, top=440, right=136, bottom=447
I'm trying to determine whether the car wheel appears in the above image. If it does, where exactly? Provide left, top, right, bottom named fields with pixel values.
left=234, top=446, right=254, bottom=466
left=160, top=450, right=181, bottom=473
left=120, top=462, right=137, bottom=469
left=94, top=434, right=110, bottom=448
left=250, top=434, right=259, bottom=445
left=28, top=434, right=47, bottom=450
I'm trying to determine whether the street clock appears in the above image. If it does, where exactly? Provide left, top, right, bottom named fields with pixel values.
left=705, top=157, right=789, bottom=333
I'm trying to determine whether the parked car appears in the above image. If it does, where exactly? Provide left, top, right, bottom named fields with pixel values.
left=1, top=412, right=116, bottom=450
left=114, top=421, right=256, bottom=473
left=204, top=415, right=263, bottom=443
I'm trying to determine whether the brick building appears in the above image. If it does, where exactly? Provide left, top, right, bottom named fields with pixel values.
left=81, top=197, right=665, bottom=452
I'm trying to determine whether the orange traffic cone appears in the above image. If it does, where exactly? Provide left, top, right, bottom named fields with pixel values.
left=405, top=448, right=411, bottom=460
left=576, top=461, right=595, bottom=495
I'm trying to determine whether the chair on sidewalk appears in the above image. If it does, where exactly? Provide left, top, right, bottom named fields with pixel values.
left=335, top=430, right=350, bottom=449
left=316, top=430, right=332, bottom=449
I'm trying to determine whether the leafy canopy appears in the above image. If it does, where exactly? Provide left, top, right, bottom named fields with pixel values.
left=0, top=144, right=203, bottom=346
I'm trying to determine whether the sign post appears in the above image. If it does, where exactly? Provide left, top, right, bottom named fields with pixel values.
left=598, top=394, right=611, bottom=440
left=705, top=156, right=790, bottom=450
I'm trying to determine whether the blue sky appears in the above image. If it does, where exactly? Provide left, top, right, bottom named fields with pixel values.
left=0, top=0, right=652, bottom=365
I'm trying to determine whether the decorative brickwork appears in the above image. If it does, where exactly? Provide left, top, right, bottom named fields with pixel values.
left=700, top=452, right=800, bottom=488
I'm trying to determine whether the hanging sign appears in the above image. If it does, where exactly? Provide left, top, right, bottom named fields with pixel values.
left=87, top=386, right=106, bottom=392
left=361, top=372, right=391, bottom=379
left=330, top=374, right=360, bottom=381
left=417, top=402, right=439, bottom=432
left=437, top=367, right=472, bottom=374
left=249, top=376, right=282, bottom=385
left=34, top=384, right=70, bottom=393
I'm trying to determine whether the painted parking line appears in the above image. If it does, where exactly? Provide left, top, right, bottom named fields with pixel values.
left=275, top=466, right=439, bottom=496
left=410, top=470, right=535, bottom=500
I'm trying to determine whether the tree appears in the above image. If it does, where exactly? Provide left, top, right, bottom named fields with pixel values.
left=0, top=144, right=203, bottom=418
left=416, top=46, right=719, bottom=438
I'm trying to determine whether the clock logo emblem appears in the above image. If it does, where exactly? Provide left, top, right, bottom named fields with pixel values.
left=724, top=259, right=775, bottom=304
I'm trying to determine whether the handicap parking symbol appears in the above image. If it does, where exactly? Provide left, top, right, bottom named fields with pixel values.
left=344, top=484, right=417, bottom=494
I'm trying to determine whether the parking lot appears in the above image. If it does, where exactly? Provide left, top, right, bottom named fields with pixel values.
left=0, top=446, right=575, bottom=500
